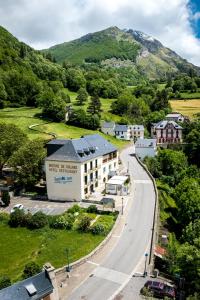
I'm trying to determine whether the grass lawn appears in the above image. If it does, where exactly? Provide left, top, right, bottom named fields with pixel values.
left=0, top=223, right=104, bottom=282
left=180, top=91, right=200, bottom=99
left=169, top=99, right=200, bottom=119
left=0, top=107, right=129, bottom=149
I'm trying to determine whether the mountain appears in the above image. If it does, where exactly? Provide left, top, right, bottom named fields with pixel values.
left=45, top=26, right=200, bottom=80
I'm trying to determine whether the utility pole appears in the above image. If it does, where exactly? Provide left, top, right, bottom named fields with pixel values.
left=121, top=197, right=124, bottom=215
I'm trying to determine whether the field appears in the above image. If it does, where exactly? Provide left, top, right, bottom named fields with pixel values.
left=0, top=212, right=116, bottom=281
left=0, top=107, right=129, bottom=149
left=169, top=99, right=200, bottom=119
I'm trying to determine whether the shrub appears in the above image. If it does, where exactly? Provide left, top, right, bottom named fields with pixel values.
left=77, top=215, right=91, bottom=232
left=67, top=204, right=81, bottom=214
left=86, top=205, right=98, bottom=214
left=0, top=213, right=9, bottom=224
left=0, top=276, right=11, bottom=290
left=1, top=191, right=10, bottom=207
left=27, top=211, right=48, bottom=229
left=52, top=214, right=74, bottom=230
left=91, top=224, right=105, bottom=235
left=9, top=209, right=26, bottom=227
left=22, top=262, right=41, bottom=279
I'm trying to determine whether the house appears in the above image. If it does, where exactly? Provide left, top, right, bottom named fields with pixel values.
left=0, top=266, right=58, bottom=300
left=101, top=121, right=115, bottom=136
left=135, top=138, right=157, bottom=160
left=129, top=125, right=144, bottom=141
left=165, top=112, right=185, bottom=123
left=106, top=175, right=129, bottom=195
left=114, top=124, right=130, bottom=140
left=151, top=120, right=183, bottom=145
left=45, top=134, right=118, bottom=202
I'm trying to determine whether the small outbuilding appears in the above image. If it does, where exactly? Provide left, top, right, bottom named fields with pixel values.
left=106, top=175, right=129, bottom=195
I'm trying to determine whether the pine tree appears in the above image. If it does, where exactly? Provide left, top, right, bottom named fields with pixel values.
left=87, top=95, right=101, bottom=117
left=76, top=88, right=88, bottom=106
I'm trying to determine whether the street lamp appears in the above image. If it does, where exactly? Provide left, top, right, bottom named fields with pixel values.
left=121, top=197, right=124, bottom=215
left=66, top=248, right=70, bottom=273
left=143, top=253, right=148, bottom=277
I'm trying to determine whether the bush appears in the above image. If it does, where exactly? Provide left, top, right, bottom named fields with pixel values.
left=1, top=191, right=10, bottom=207
left=91, top=224, right=105, bottom=235
left=77, top=215, right=91, bottom=232
left=22, top=262, right=41, bottom=279
left=86, top=205, right=98, bottom=214
left=67, top=204, right=81, bottom=214
left=51, top=214, right=75, bottom=230
left=27, top=211, right=48, bottom=229
left=0, top=276, right=11, bottom=290
left=9, top=209, right=26, bottom=227
left=0, top=213, right=9, bottom=224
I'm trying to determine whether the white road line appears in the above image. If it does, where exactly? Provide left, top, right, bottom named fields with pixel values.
left=93, top=266, right=129, bottom=285
left=112, top=235, right=121, bottom=238
left=87, top=261, right=99, bottom=266
left=134, top=180, right=152, bottom=184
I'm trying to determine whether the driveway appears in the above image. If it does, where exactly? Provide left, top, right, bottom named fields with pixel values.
left=66, top=146, right=156, bottom=300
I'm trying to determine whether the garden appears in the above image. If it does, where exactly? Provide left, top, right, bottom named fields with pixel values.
left=0, top=205, right=117, bottom=283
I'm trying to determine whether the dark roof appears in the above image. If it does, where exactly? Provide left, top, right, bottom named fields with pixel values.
left=46, top=134, right=117, bottom=162
left=0, top=271, right=53, bottom=300
left=114, top=124, right=128, bottom=132
left=154, top=120, right=182, bottom=129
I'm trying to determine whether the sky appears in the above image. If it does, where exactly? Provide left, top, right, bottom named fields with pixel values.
left=0, top=0, right=200, bottom=65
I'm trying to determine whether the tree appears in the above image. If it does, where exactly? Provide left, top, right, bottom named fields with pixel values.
left=174, top=178, right=200, bottom=226
left=1, top=191, right=10, bottom=207
left=9, top=209, right=26, bottom=227
left=184, top=129, right=200, bottom=168
left=182, top=219, right=200, bottom=244
left=76, top=87, right=88, bottom=105
left=22, top=262, right=41, bottom=279
left=0, top=123, right=27, bottom=176
left=9, top=139, right=46, bottom=189
left=0, top=276, right=11, bottom=290
left=87, top=95, right=101, bottom=117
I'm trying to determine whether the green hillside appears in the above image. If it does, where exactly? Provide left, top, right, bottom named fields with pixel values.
left=45, top=26, right=200, bottom=80
left=46, top=27, right=140, bottom=64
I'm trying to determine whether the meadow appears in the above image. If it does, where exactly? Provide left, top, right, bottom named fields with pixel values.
left=169, top=99, right=200, bottom=119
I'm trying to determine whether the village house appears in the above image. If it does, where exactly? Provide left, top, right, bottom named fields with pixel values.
left=0, top=264, right=58, bottom=300
left=165, top=112, right=185, bottom=123
left=45, top=134, right=118, bottom=202
left=135, top=138, right=157, bottom=160
left=101, top=121, right=115, bottom=136
left=151, top=120, right=183, bottom=145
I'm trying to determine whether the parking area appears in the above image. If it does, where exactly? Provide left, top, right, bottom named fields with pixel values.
left=2, top=196, right=81, bottom=215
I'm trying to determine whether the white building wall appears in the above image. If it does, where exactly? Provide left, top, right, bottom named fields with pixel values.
left=45, top=160, right=82, bottom=201
left=101, top=127, right=115, bottom=136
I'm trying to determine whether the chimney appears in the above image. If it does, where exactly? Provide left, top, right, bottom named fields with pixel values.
left=44, top=263, right=59, bottom=300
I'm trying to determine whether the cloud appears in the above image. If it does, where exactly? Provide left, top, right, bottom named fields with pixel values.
left=192, top=11, right=200, bottom=21
left=0, top=0, right=200, bottom=65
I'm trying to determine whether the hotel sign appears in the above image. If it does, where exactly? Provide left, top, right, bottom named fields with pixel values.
left=48, top=163, right=78, bottom=174
left=54, top=176, right=72, bottom=184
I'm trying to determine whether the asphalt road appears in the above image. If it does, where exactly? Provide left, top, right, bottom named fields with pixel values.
left=68, top=146, right=156, bottom=300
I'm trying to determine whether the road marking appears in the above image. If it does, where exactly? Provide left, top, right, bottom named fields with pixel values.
left=112, top=235, right=121, bottom=238
left=134, top=180, right=152, bottom=184
left=87, top=261, right=99, bottom=266
left=93, top=266, right=129, bottom=285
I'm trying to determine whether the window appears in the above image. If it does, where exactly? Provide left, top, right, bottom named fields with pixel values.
left=95, top=171, right=98, bottom=179
left=109, top=164, right=111, bottom=170
left=90, top=161, right=93, bottom=170
left=84, top=176, right=87, bottom=184
left=90, top=173, right=93, bottom=181
left=84, top=163, right=87, bottom=173
left=103, top=167, right=106, bottom=173
left=84, top=188, right=88, bottom=194
left=95, top=159, right=98, bottom=168
left=114, top=162, right=116, bottom=168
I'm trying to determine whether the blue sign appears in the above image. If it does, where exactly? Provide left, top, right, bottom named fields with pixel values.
left=54, top=176, right=72, bottom=184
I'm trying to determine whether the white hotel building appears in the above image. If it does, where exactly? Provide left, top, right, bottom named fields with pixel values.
left=45, top=134, right=118, bottom=202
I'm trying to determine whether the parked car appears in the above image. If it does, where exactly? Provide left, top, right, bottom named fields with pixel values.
left=141, top=280, right=176, bottom=299
left=11, top=204, right=24, bottom=213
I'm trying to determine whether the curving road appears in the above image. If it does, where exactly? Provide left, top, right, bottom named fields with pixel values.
left=68, top=146, right=156, bottom=300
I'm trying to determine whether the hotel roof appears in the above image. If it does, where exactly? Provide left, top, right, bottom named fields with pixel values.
left=153, top=120, right=182, bottom=129
left=46, top=134, right=117, bottom=162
